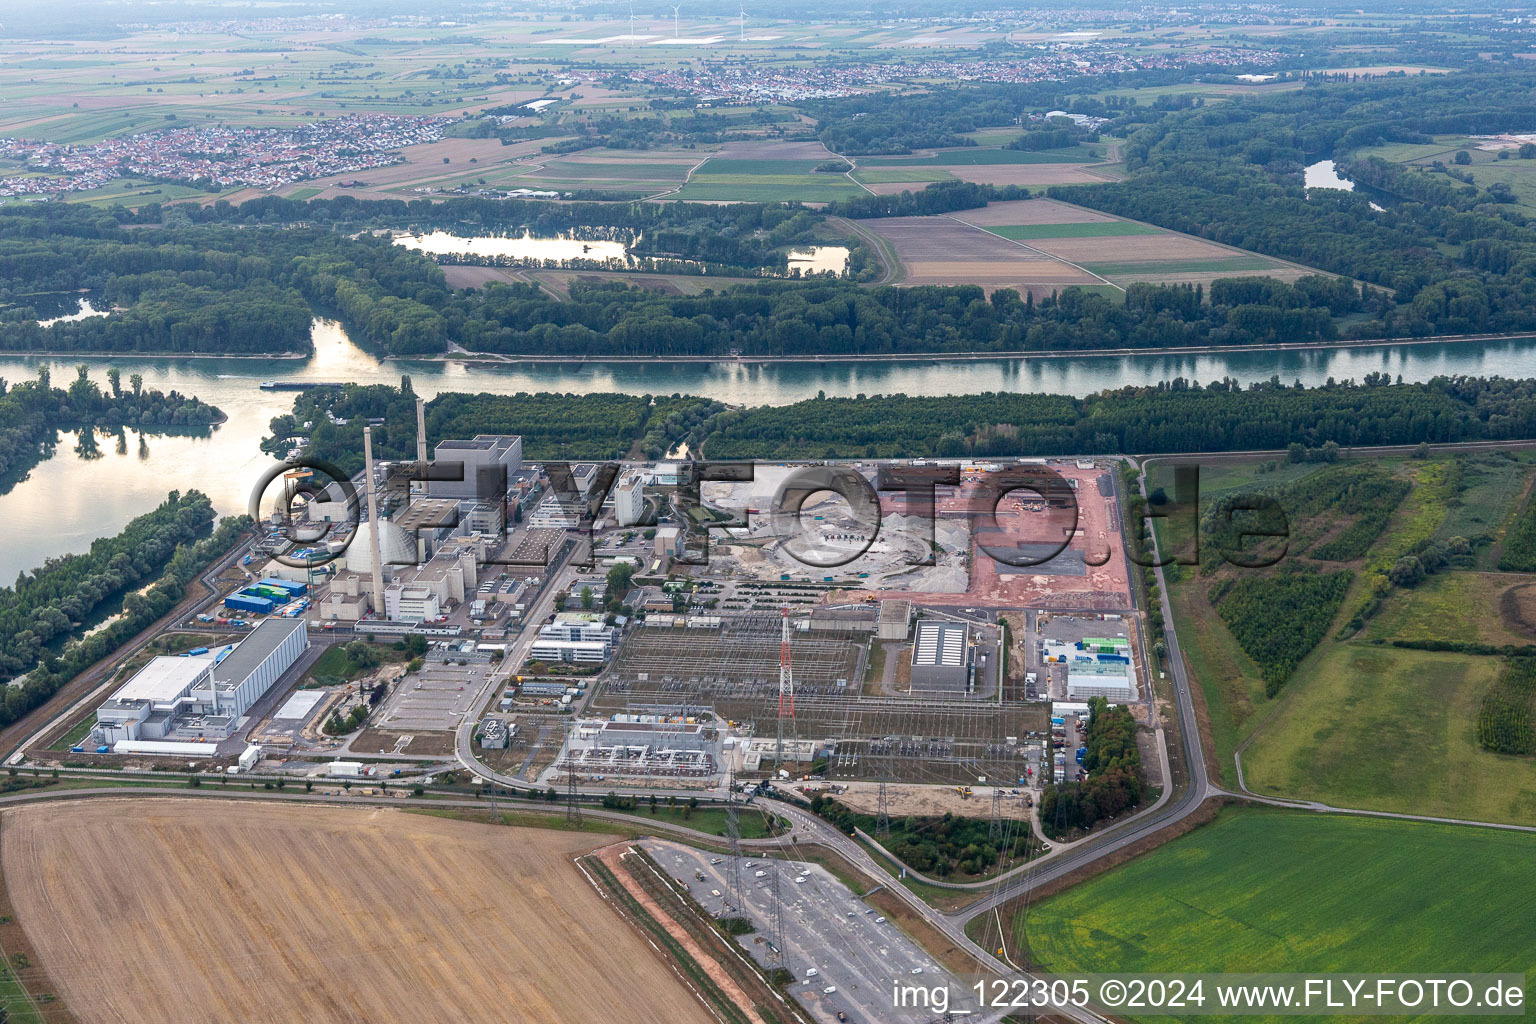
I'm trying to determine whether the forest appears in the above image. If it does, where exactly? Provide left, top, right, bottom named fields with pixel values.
left=1050, top=72, right=1536, bottom=338
left=269, top=375, right=1536, bottom=471
left=807, top=793, right=1037, bottom=878
left=694, top=375, right=1536, bottom=460
left=1038, top=698, right=1145, bottom=838
left=1208, top=568, right=1353, bottom=695
left=264, top=379, right=724, bottom=473
left=1475, top=657, right=1536, bottom=756
left=0, top=364, right=223, bottom=489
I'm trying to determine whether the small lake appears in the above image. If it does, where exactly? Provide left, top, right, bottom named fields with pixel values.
left=38, top=298, right=113, bottom=327
left=787, top=246, right=850, bottom=276
left=1304, top=159, right=1386, bottom=211
left=394, top=230, right=632, bottom=262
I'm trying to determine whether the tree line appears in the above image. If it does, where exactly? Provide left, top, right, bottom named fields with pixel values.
left=1038, top=697, right=1145, bottom=838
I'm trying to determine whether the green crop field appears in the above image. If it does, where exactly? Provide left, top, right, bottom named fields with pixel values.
left=1024, top=807, right=1536, bottom=1022
left=859, top=146, right=1101, bottom=166
left=542, top=161, right=694, bottom=181
left=1239, top=643, right=1536, bottom=824
left=986, top=222, right=1163, bottom=240
left=1084, top=256, right=1280, bottom=276
left=853, top=168, right=957, bottom=183
left=674, top=177, right=866, bottom=202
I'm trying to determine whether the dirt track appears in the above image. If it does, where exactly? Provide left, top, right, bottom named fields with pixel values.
left=1, top=800, right=716, bottom=1024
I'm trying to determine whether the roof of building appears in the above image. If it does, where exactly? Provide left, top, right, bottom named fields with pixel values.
left=112, top=656, right=214, bottom=704
left=912, top=620, right=967, bottom=667
left=112, top=740, right=222, bottom=756
left=212, top=618, right=305, bottom=686
left=878, top=598, right=912, bottom=623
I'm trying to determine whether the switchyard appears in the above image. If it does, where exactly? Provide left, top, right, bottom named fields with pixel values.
left=593, top=613, right=1048, bottom=785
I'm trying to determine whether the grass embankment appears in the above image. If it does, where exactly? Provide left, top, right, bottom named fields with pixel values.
left=1022, top=806, right=1536, bottom=1024
left=1162, top=453, right=1536, bottom=821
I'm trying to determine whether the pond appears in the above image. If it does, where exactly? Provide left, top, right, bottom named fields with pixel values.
left=787, top=246, right=850, bottom=276
left=1304, top=159, right=1386, bottom=211
left=393, top=230, right=632, bottom=262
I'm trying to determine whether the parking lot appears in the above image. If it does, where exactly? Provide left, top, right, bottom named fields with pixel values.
left=373, top=660, right=489, bottom=732
left=646, top=841, right=983, bottom=1024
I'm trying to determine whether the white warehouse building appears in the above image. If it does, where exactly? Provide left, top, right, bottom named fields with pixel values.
left=92, top=618, right=308, bottom=746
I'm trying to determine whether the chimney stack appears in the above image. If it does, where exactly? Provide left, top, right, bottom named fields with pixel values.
left=363, top=426, right=387, bottom=618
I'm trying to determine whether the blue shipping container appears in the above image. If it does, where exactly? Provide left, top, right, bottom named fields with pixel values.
left=225, top=594, right=275, bottom=614
left=258, top=577, right=307, bottom=597
left=1075, top=747, right=1087, bottom=764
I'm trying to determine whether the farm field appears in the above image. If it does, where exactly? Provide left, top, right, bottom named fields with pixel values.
left=944, top=199, right=1312, bottom=289
left=0, top=800, right=714, bottom=1024
left=662, top=141, right=866, bottom=203
left=1238, top=644, right=1536, bottom=824
left=1347, top=135, right=1536, bottom=213
left=860, top=213, right=1105, bottom=297
left=858, top=145, right=1104, bottom=166
left=1024, top=806, right=1536, bottom=1022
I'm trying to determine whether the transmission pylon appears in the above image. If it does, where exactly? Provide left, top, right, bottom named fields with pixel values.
left=775, top=606, right=796, bottom=774
left=724, top=768, right=744, bottom=911
left=989, top=787, right=1004, bottom=840
left=565, top=723, right=582, bottom=826
left=875, top=750, right=891, bottom=836
left=767, top=859, right=789, bottom=974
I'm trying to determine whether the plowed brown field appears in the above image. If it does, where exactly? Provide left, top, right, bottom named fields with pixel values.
left=1, top=800, right=714, bottom=1024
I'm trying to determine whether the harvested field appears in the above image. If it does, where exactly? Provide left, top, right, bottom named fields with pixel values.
left=2, top=800, right=714, bottom=1024
left=859, top=146, right=1100, bottom=166
left=1023, top=232, right=1240, bottom=262
left=863, top=214, right=1102, bottom=293
left=850, top=168, right=958, bottom=184
left=942, top=164, right=1113, bottom=186
left=711, top=139, right=838, bottom=161
left=307, top=137, right=549, bottom=188
left=952, top=198, right=1116, bottom=227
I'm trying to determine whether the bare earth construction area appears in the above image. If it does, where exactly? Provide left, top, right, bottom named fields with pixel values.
left=1, top=801, right=714, bottom=1024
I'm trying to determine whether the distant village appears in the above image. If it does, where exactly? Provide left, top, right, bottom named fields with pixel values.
left=0, top=113, right=448, bottom=199
left=626, top=45, right=1286, bottom=104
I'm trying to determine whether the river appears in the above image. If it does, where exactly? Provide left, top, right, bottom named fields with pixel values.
left=2, top=318, right=1535, bottom=584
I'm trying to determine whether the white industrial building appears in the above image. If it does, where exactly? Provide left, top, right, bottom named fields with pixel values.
left=92, top=619, right=308, bottom=747
left=529, top=640, right=609, bottom=663
left=1066, top=665, right=1136, bottom=702
left=614, top=471, right=646, bottom=526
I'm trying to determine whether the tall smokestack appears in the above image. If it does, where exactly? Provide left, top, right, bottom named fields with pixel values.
left=415, top=396, right=428, bottom=473
left=363, top=426, right=387, bottom=618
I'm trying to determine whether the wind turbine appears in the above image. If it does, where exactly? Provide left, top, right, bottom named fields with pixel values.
left=739, top=3, right=746, bottom=41
left=672, top=3, right=680, bottom=40
left=628, top=4, right=635, bottom=40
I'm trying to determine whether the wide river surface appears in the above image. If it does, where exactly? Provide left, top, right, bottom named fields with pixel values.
left=3, top=318, right=1535, bottom=583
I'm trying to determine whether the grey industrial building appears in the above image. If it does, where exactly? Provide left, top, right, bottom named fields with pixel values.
left=909, top=620, right=970, bottom=691
left=428, top=434, right=522, bottom=500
